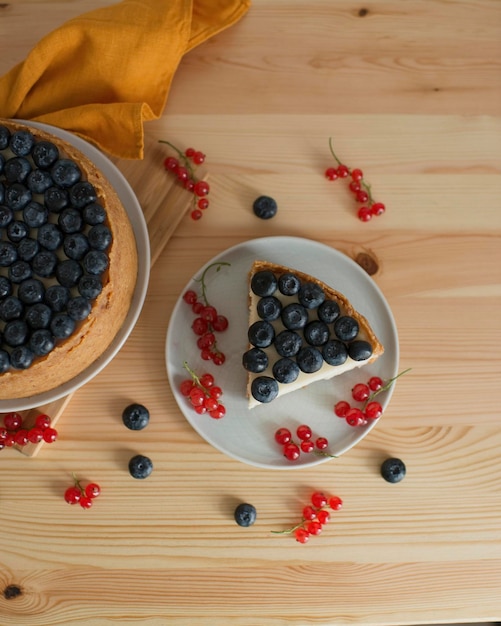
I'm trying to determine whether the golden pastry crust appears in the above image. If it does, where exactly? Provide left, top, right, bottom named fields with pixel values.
left=246, top=260, right=384, bottom=404
left=0, top=119, right=138, bottom=400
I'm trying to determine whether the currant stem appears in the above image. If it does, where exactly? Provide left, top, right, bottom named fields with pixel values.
left=159, top=140, right=196, bottom=178
left=183, top=361, right=210, bottom=395
left=271, top=519, right=306, bottom=535
left=328, top=137, right=343, bottom=166
left=362, top=368, right=412, bottom=410
left=313, top=450, right=338, bottom=459
left=194, top=262, right=231, bottom=306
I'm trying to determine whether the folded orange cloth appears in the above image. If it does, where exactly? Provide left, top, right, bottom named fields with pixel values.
left=0, top=0, right=250, bottom=159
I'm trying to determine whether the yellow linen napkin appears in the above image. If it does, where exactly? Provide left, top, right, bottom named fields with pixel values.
left=0, top=0, right=250, bottom=159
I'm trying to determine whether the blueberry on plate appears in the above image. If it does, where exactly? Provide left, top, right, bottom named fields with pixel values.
left=122, top=403, right=150, bottom=431
left=128, top=454, right=153, bottom=479
left=251, top=376, right=279, bottom=403
left=234, top=503, right=257, bottom=527
left=242, top=347, right=268, bottom=373
left=252, top=195, right=277, bottom=220
left=381, top=458, right=406, bottom=483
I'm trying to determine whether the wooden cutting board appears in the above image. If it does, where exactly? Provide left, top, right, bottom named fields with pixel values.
left=3, top=136, right=206, bottom=457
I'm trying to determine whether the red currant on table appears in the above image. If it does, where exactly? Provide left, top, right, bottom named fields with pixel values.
left=181, top=362, right=226, bottom=419
left=65, top=475, right=101, bottom=509
left=1, top=412, right=58, bottom=451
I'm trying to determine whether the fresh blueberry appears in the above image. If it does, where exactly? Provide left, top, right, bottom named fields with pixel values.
left=334, top=316, right=359, bottom=341
left=63, top=233, right=90, bottom=260
left=381, top=458, right=406, bottom=483
left=242, top=347, right=268, bottom=373
left=0, top=181, right=4, bottom=203
left=38, top=223, right=63, bottom=251
left=274, top=330, right=302, bottom=357
left=23, top=201, right=48, bottom=228
left=32, top=141, right=59, bottom=169
left=304, top=320, right=330, bottom=346
left=251, top=270, right=277, bottom=297
left=0, top=241, right=18, bottom=266
left=250, top=376, right=279, bottom=403
left=44, top=284, right=70, bottom=311
left=122, top=403, right=150, bottom=431
left=8, top=261, right=32, bottom=284
left=234, top=503, right=257, bottom=527
left=26, top=303, right=52, bottom=329
left=257, top=295, right=282, bottom=321
left=67, top=296, right=91, bottom=321
left=3, top=157, right=31, bottom=183
left=272, top=357, right=300, bottom=384
left=9, top=130, right=35, bottom=156
left=318, top=299, right=341, bottom=323
left=0, top=154, right=4, bottom=175
left=7, top=220, right=29, bottom=243
left=44, top=186, right=69, bottom=212
left=281, top=302, right=308, bottom=330
left=18, top=278, right=46, bottom=305
left=27, top=169, right=52, bottom=194
left=10, top=346, right=34, bottom=370
left=298, top=282, right=325, bottom=309
left=128, top=454, right=153, bottom=479
left=17, top=237, right=40, bottom=262
left=0, top=204, right=13, bottom=228
left=78, top=275, right=103, bottom=300
left=296, top=346, right=323, bottom=373
left=3, top=320, right=29, bottom=347
left=5, top=183, right=32, bottom=210
left=278, top=272, right=300, bottom=296
left=253, top=195, right=277, bottom=220
left=56, top=259, right=83, bottom=288
left=58, top=208, right=83, bottom=234
left=51, top=159, right=81, bottom=188
left=82, top=202, right=106, bottom=225
left=248, top=320, right=275, bottom=348
left=348, top=340, right=373, bottom=361
left=0, top=350, right=10, bottom=373
left=0, top=125, right=10, bottom=150
left=50, top=313, right=75, bottom=339
left=88, top=224, right=112, bottom=251
left=83, top=250, right=109, bottom=275
left=69, top=181, right=97, bottom=208
left=32, top=250, right=58, bottom=277
left=0, top=276, right=12, bottom=298
left=322, top=339, right=348, bottom=366
left=29, top=329, right=55, bottom=356
left=0, top=296, right=23, bottom=321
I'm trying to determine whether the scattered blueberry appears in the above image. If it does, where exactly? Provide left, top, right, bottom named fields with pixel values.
left=128, top=454, right=154, bottom=479
left=0, top=205, right=13, bottom=228
left=0, top=241, right=18, bottom=267
left=0, top=296, right=23, bottom=322
left=8, top=261, right=32, bottom=284
left=253, top=195, right=277, bottom=220
left=25, top=303, right=52, bottom=329
left=0, top=350, right=10, bottom=373
left=17, top=237, right=40, bottom=261
left=381, top=458, right=406, bottom=483
left=0, top=125, right=10, bottom=150
left=250, top=376, right=279, bottom=403
left=234, top=503, right=257, bottom=527
left=122, top=403, right=150, bottom=431
left=0, top=276, right=12, bottom=298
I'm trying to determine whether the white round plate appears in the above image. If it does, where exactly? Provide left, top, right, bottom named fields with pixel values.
left=0, top=121, right=150, bottom=412
left=166, top=236, right=399, bottom=469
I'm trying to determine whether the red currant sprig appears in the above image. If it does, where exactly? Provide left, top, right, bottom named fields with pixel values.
left=325, top=137, right=386, bottom=222
left=334, top=368, right=411, bottom=427
left=180, top=361, right=226, bottom=419
left=0, top=412, right=58, bottom=450
left=64, top=474, right=101, bottom=510
left=271, top=491, right=343, bottom=544
left=159, top=140, right=210, bottom=220
left=183, top=262, right=230, bottom=366
left=274, top=425, right=337, bottom=461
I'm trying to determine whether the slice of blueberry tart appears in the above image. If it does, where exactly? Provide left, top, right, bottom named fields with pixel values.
left=243, top=260, right=384, bottom=407
left=0, top=119, right=138, bottom=400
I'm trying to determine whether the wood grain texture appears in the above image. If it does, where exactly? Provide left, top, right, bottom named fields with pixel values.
left=1, top=1, right=500, bottom=624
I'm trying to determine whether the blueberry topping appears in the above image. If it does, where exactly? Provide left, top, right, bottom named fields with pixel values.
left=10, top=346, right=34, bottom=370
left=318, top=299, right=340, bottom=323
left=281, top=302, right=308, bottom=330
left=0, top=276, right=11, bottom=298
left=88, top=224, right=112, bottom=251
left=17, top=238, right=40, bottom=261
left=248, top=320, right=275, bottom=348
left=51, top=159, right=81, bottom=188
left=8, top=261, right=32, bottom=284
left=0, top=296, right=23, bottom=321
left=7, top=220, right=29, bottom=243
left=253, top=195, right=277, bottom=220
left=32, top=250, right=58, bottom=277
left=44, top=186, right=69, bottom=212
left=4, top=157, right=32, bottom=183
left=78, top=275, right=103, bottom=300
left=83, top=250, right=109, bottom=275
left=278, top=272, right=300, bottom=296
left=251, top=270, right=277, bottom=297
left=63, top=233, right=90, bottom=260
left=10, top=130, right=35, bottom=156
left=0, top=350, right=10, bottom=372
left=381, top=458, right=406, bottom=483
left=23, top=201, right=48, bottom=228
left=274, top=330, right=302, bottom=357
left=27, top=169, right=52, bottom=194
left=322, top=339, right=348, bottom=366
left=234, top=503, right=257, bottom=527
left=0, top=205, right=13, bottom=228
left=58, top=208, right=83, bottom=234
left=44, top=284, right=70, bottom=311
left=242, top=347, right=268, bottom=373
left=272, top=357, right=300, bottom=384
left=122, top=403, right=150, bottom=431
left=348, top=340, right=373, bottom=361
left=67, top=296, right=91, bottom=321
left=0, top=241, right=18, bottom=266
left=296, top=346, right=323, bottom=373
left=250, top=376, right=279, bottom=403
left=298, top=282, right=325, bottom=309
left=83, top=202, right=106, bottom=225
left=29, top=329, right=55, bottom=356
left=4, top=320, right=29, bottom=347
left=38, top=223, right=63, bottom=250
left=304, top=320, right=330, bottom=346
left=69, top=181, right=97, bottom=208
left=128, top=454, right=153, bottom=479
left=18, top=278, right=46, bottom=305
left=32, top=141, right=59, bottom=169
left=257, top=295, right=282, bottom=321
left=26, top=303, right=52, bottom=329
left=50, top=313, right=75, bottom=339
left=56, top=259, right=84, bottom=288
left=0, top=126, right=10, bottom=150
left=334, top=316, right=359, bottom=341
left=5, top=183, right=32, bottom=210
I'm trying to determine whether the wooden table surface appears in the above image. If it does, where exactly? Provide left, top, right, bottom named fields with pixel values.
left=1, top=1, right=501, bottom=625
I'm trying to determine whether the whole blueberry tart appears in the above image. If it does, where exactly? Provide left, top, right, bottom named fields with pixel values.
left=0, top=119, right=138, bottom=399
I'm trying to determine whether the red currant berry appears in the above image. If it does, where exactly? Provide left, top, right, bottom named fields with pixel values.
left=311, top=491, right=328, bottom=508
left=365, top=401, right=383, bottom=420
left=209, top=404, right=226, bottom=419
left=4, top=412, right=22, bottom=431
left=184, top=179, right=195, bottom=192
left=197, top=198, right=209, bottom=210
left=355, top=190, right=369, bottom=203
left=194, top=405, right=207, bottom=415
left=294, top=527, right=310, bottom=544
left=300, top=440, right=315, bottom=453
left=164, top=156, right=179, bottom=171
left=200, top=373, right=214, bottom=388
left=42, top=427, right=58, bottom=443
left=357, top=206, right=372, bottom=222
left=64, top=486, right=81, bottom=505
left=185, top=147, right=195, bottom=158
left=191, top=209, right=203, bottom=221
left=85, top=483, right=101, bottom=499
left=35, top=414, right=51, bottom=430
left=14, top=429, right=29, bottom=446
left=209, top=386, right=223, bottom=400
left=3, top=433, right=15, bottom=447
left=79, top=496, right=93, bottom=509
left=192, top=301, right=204, bottom=314
left=283, top=442, right=301, bottom=461
left=315, top=437, right=329, bottom=450
left=306, top=521, right=323, bottom=536
left=193, top=180, right=210, bottom=197
left=0, top=428, right=7, bottom=440
left=302, top=505, right=317, bottom=521
left=192, top=317, right=209, bottom=335
left=212, top=315, right=229, bottom=332
left=352, top=383, right=370, bottom=402
left=371, top=202, right=386, bottom=216
left=334, top=400, right=351, bottom=417
left=27, top=428, right=44, bottom=444
left=180, top=379, right=194, bottom=396
left=212, top=352, right=225, bottom=366
left=337, top=164, right=349, bottom=178
left=345, top=407, right=365, bottom=427
left=349, top=180, right=361, bottom=193
left=296, top=424, right=312, bottom=441
left=325, top=167, right=338, bottom=180
left=329, top=496, right=343, bottom=510
left=203, top=397, right=219, bottom=412
left=192, top=151, right=206, bottom=165
left=351, top=168, right=363, bottom=181
left=317, top=509, right=331, bottom=524
left=275, top=428, right=291, bottom=445
left=189, top=387, right=205, bottom=407
left=197, top=333, right=216, bottom=350
left=201, top=306, right=218, bottom=323
left=176, top=166, right=189, bottom=182
left=200, top=348, right=213, bottom=361
left=368, top=376, right=384, bottom=391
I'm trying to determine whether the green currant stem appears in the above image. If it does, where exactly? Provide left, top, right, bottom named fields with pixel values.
left=361, top=180, right=375, bottom=204
left=328, top=137, right=343, bottom=166
left=72, top=473, right=85, bottom=494
left=158, top=140, right=196, bottom=179
left=362, top=368, right=412, bottom=411
left=183, top=361, right=211, bottom=396
left=194, top=262, right=231, bottom=306
left=271, top=519, right=306, bottom=535
left=313, top=450, right=338, bottom=459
